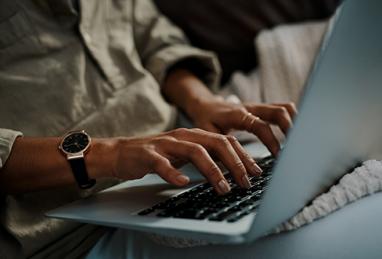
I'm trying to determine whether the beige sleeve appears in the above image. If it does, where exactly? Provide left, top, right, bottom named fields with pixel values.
left=132, top=0, right=221, bottom=92
left=0, top=128, right=22, bottom=168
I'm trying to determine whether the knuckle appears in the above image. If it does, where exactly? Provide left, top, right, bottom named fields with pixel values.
left=171, top=128, right=189, bottom=138
left=215, top=135, right=231, bottom=147
left=156, top=136, right=177, bottom=144
left=191, top=128, right=204, bottom=134
left=287, top=102, right=296, bottom=109
left=236, top=107, right=248, bottom=117
left=226, top=135, right=238, bottom=143
left=190, top=144, right=206, bottom=156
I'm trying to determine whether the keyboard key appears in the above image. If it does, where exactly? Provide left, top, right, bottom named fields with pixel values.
left=208, top=206, right=242, bottom=221
left=227, top=211, right=253, bottom=222
left=157, top=210, right=172, bottom=217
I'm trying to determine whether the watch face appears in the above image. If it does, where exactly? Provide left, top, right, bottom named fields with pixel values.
left=61, top=132, right=90, bottom=154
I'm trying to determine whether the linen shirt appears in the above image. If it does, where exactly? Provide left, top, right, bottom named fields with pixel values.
left=0, top=0, right=220, bottom=258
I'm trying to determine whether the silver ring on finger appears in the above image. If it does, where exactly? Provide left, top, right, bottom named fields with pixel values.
left=241, top=112, right=255, bottom=124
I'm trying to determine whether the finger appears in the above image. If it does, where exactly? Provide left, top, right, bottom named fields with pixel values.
left=170, top=128, right=252, bottom=189
left=226, top=135, right=263, bottom=177
left=149, top=152, right=190, bottom=187
left=200, top=123, right=222, bottom=134
left=161, top=140, right=231, bottom=195
left=148, top=136, right=187, bottom=168
left=241, top=113, right=281, bottom=156
left=272, top=103, right=298, bottom=119
left=209, top=110, right=281, bottom=156
left=245, top=105, right=292, bottom=134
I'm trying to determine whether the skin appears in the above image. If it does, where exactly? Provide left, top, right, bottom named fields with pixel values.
left=162, top=69, right=297, bottom=156
left=0, top=68, right=296, bottom=195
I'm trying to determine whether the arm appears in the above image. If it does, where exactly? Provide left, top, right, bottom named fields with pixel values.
left=130, top=0, right=296, bottom=155
left=0, top=129, right=263, bottom=195
left=0, top=136, right=113, bottom=194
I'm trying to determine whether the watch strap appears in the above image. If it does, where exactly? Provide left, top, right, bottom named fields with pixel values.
left=68, top=158, right=96, bottom=189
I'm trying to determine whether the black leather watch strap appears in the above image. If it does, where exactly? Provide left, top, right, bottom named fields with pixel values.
left=68, top=158, right=96, bottom=189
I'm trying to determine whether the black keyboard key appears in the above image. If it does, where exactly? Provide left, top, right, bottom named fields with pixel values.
left=238, top=200, right=253, bottom=208
left=208, top=206, right=242, bottom=221
left=227, top=211, right=251, bottom=222
left=227, top=212, right=245, bottom=222
left=227, top=202, right=260, bottom=223
left=172, top=207, right=219, bottom=220
left=250, top=194, right=262, bottom=202
left=173, top=208, right=199, bottom=219
left=157, top=210, right=172, bottom=217
left=248, top=184, right=261, bottom=192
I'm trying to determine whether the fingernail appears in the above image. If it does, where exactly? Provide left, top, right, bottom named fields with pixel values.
left=252, top=163, right=263, bottom=175
left=218, top=179, right=231, bottom=194
left=175, top=175, right=190, bottom=185
left=242, top=175, right=252, bottom=189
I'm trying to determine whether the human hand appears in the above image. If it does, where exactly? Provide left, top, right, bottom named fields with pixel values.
left=186, top=98, right=297, bottom=156
left=161, top=68, right=296, bottom=155
left=109, top=128, right=263, bottom=195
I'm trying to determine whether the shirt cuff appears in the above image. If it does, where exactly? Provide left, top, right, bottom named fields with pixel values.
left=0, top=129, right=23, bottom=168
left=144, top=45, right=222, bottom=93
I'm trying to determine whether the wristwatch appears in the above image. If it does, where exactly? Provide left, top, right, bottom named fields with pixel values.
left=59, top=130, right=96, bottom=189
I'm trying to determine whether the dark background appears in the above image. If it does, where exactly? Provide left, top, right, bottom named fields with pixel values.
left=154, top=0, right=341, bottom=83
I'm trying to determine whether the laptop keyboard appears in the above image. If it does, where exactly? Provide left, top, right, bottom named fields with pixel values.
left=137, top=156, right=275, bottom=223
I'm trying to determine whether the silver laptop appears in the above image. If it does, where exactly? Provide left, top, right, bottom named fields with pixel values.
left=47, top=0, right=382, bottom=243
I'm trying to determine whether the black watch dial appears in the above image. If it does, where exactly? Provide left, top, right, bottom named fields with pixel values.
left=62, top=132, right=90, bottom=154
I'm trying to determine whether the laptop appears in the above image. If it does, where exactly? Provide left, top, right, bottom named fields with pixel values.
left=47, top=0, right=382, bottom=243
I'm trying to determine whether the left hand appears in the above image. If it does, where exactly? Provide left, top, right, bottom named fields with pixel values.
left=162, top=68, right=297, bottom=156
left=186, top=97, right=297, bottom=156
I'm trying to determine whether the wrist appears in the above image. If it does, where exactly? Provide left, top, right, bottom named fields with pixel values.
left=163, top=68, right=218, bottom=116
left=86, top=138, right=117, bottom=179
left=184, top=94, right=224, bottom=122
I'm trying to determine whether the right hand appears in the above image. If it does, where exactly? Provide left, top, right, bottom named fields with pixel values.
left=108, top=128, right=263, bottom=195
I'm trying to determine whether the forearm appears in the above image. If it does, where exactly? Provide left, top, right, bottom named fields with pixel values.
left=0, top=136, right=114, bottom=194
left=162, top=69, right=219, bottom=120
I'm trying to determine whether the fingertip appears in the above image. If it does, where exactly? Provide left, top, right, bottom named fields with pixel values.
left=217, top=179, right=231, bottom=195
left=174, top=174, right=190, bottom=186
left=251, top=163, right=263, bottom=176
left=241, top=175, right=252, bottom=189
left=270, top=145, right=280, bottom=157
